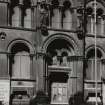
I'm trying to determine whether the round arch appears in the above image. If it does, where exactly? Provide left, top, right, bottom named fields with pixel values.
left=7, top=39, right=35, bottom=54
left=42, top=34, right=83, bottom=103
left=85, top=45, right=105, bottom=58
left=8, top=39, right=35, bottom=104
left=86, top=0, right=105, bottom=13
left=87, top=0, right=105, bottom=7
left=42, top=34, right=80, bottom=56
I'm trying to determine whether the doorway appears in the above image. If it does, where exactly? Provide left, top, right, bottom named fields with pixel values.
left=44, top=37, right=80, bottom=104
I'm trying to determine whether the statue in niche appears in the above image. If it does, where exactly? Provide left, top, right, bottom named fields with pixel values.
left=40, top=1, right=49, bottom=26
left=61, top=50, right=68, bottom=66
left=62, top=56, right=68, bottom=66
left=56, top=49, right=61, bottom=56
left=52, top=50, right=61, bottom=65
left=52, top=56, right=57, bottom=65
left=52, top=56, right=59, bottom=65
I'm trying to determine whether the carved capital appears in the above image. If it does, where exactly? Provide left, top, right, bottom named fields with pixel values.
left=36, top=52, right=45, bottom=59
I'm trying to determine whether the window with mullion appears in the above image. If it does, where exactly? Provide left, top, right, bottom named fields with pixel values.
left=12, top=52, right=31, bottom=79
left=9, top=43, right=31, bottom=80
left=86, top=58, right=101, bottom=81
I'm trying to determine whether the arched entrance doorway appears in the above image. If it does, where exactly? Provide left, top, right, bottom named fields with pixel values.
left=43, top=36, right=82, bottom=104
left=47, top=39, right=74, bottom=104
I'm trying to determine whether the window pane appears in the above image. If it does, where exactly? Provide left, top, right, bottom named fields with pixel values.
left=52, top=9, right=61, bottom=29
left=97, top=17, right=101, bottom=35
left=63, top=10, right=72, bottom=30
left=86, top=59, right=101, bottom=81
left=12, top=6, right=20, bottom=27
left=12, top=51, right=30, bottom=79
left=0, top=3, right=7, bottom=26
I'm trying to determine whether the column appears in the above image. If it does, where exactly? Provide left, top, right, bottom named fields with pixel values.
left=87, top=15, right=91, bottom=34
left=44, top=56, right=48, bottom=94
left=0, top=53, right=8, bottom=77
left=91, top=16, right=94, bottom=34
left=97, top=16, right=102, bottom=35
left=101, top=16, right=104, bottom=35
left=30, top=54, right=34, bottom=79
left=31, top=6, right=35, bottom=28
left=7, top=2, right=11, bottom=26
left=68, top=72, right=72, bottom=98
left=36, top=52, right=45, bottom=91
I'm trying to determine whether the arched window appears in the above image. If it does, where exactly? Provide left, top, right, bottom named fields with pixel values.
left=23, top=0, right=32, bottom=28
left=51, top=0, right=61, bottom=29
left=86, top=2, right=105, bottom=35
left=10, top=0, right=20, bottom=27
left=9, top=43, right=31, bottom=79
left=9, top=0, right=33, bottom=28
left=85, top=48, right=103, bottom=82
left=86, top=7, right=94, bottom=34
left=96, top=8, right=104, bottom=35
left=62, top=0, right=72, bottom=29
left=84, top=48, right=105, bottom=101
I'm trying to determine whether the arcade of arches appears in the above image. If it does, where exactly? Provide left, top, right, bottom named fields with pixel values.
left=8, top=39, right=105, bottom=105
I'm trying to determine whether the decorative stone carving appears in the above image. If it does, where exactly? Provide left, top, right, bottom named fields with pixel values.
left=52, top=56, right=58, bottom=65
left=62, top=56, right=68, bottom=66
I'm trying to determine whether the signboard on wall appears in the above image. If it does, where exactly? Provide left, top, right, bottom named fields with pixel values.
left=0, top=79, right=10, bottom=105
left=51, top=83, right=68, bottom=104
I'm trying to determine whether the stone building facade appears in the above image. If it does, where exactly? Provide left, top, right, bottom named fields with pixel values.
left=0, top=0, right=105, bottom=105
